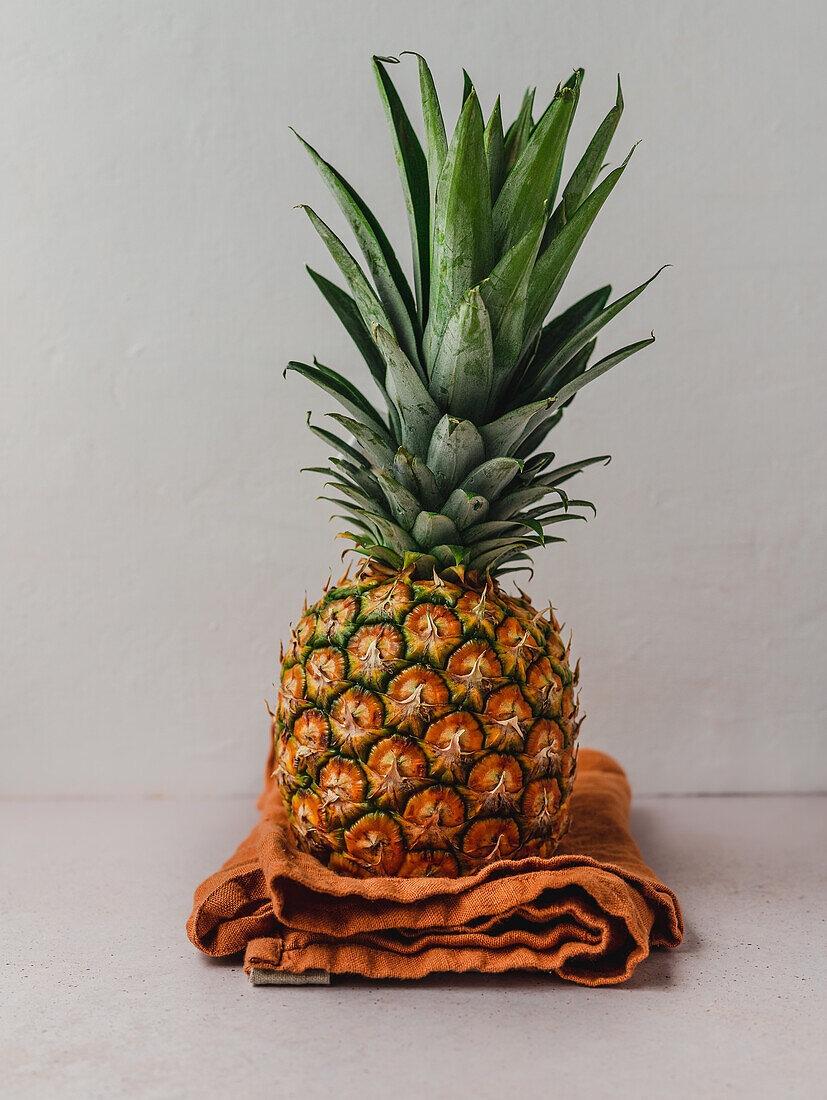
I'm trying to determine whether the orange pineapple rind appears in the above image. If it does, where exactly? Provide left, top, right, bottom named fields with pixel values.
left=276, top=562, right=579, bottom=877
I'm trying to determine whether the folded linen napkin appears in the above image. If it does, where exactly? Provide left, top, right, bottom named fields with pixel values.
left=187, top=745, right=682, bottom=986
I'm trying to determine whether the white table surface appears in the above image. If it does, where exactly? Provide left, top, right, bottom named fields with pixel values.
left=2, top=793, right=825, bottom=1099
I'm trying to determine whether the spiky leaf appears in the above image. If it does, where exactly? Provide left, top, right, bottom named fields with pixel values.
left=493, top=86, right=577, bottom=256
left=550, top=334, right=656, bottom=406
left=403, top=52, right=447, bottom=208
left=301, top=206, right=395, bottom=350
left=372, top=57, right=430, bottom=320
left=294, top=134, right=421, bottom=368
left=285, top=360, right=391, bottom=440
left=326, top=412, right=396, bottom=468
left=373, top=325, right=441, bottom=459
left=393, top=448, right=441, bottom=511
left=503, top=87, right=535, bottom=174
left=441, top=489, right=489, bottom=529
left=429, top=287, right=494, bottom=418
left=513, top=288, right=609, bottom=399
left=484, top=96, right=505, bottom=201
left=528, top=269, right=665, bottom=398
left=305, top=413, right=369, bottom=468
left=373, top=468, right=422, bottom=527
left=412, top=511, right=460, bottom=547
left=523, top=149, right=634, bottom=342
left=547, top=75, right=623, bottom=241
left=459, top=456, right=521, bottom=500
left=480, top=212, right=545, bottom=387
left=306, top=267, right=387, bottom=387
left=424, top=91, right=493, bottom=366
left=426, top=416, right=486, bottom=494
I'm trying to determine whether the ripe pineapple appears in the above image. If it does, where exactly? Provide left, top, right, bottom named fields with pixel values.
left=274, top=54, right=660, bottom=877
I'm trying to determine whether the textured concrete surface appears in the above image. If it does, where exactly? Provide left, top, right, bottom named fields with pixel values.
left=3, top=0, right=827, bottom=800
left=1, top=794, right=825, bottom=1099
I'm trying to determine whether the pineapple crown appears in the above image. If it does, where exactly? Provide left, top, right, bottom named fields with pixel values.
left=287, top=53, right=663, bottom=580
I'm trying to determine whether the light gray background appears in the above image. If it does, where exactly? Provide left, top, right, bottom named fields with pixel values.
left=2, top=0, right=825, bottom=796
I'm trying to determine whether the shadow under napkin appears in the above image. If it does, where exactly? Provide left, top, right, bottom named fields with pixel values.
left=187, top=748, right=682, bottom=986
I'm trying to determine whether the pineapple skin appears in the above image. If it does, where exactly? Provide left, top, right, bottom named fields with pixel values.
left=274, top=560, right=580, bottom=878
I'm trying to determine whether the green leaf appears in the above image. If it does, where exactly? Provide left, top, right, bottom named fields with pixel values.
left=497, top=559, right=544, bottom=580
left=301, top=205, right=394, bottom=348
left=459, top=456, right=521, bottom=500
left=401, top=549, right=432, bottom=573
left=429, top=287, right=494, bottom=418
left=479, top=395, right=557, bottom=457
left=523, top=498, right=596, bottom=520
left=285, top=360, right=391, bottom=440
left=305, top=412, right=369, bottom=467
left=468, top=539, right=534, bottom=573
left=322, top=480, right=387, bottom=515
left=402, top=52, right=447, bottom=209
left=326, top=412, right=396, bottom=468
left=355, top=543, right=403, bottom=569
left=330, top=457, right=381, bottom=497
left=356, top=511, right=419, bottom=555
left=441, top=489, right=489, bottom=529
left=293, top=133, right=421, bottom=369
left=492, top=86, right=577, bottom=257
left=529, top=270, right=664, bottom=398
left=543, top=454, right=612, bottom=485
left=466, top=533, right=539, bottom=558
left=326, top=506, right=395, bottom=540
left=513, top=409, right=564, bottom=459
left=311, top=355, right=396, bottom=440
left=461, top=69, right=474, bottom=106
left=339, top=520, right=379, bottom=539
left=523, top=148, right=635, bottom=342
left=492, top=463, right=608, bottom=518
left=306, top=267, right=387, bottom=387
left=513, top=288, right=609, bottom=398
left=372, top=467, right=421, bottom=528
left=431, top=544, right=470, bottom=568
left=306, top=461, right=381, bottom=501
left=507, top=513, right=549, bottom=541
left=550, top=333, right=656, bottom=407
left=393, top=448, right=442, bottom=511
left=373, top=325, right=441, bottom=459
left=547, top=74, right=623, bottom=241
left=503, top=87, right=535, bottom=174
left=480, top=212, right=545, bottom=392
left=372, top=57, right=431, bottom=322
left=484, top=96, right=505, bottom=202
left=426, top=416, right=486, bottom=494
left=485, top=547, right=551, bottom=576
left=489, top=482, right=568, bottom=520
left=548, top=338, right=598, bottom=399
left=537, top=288, right=611, bottom=360
left=538, top=511, right=588, bottom=527
left=547, top=69, right=584, bottom=213
left=412, top=511, right=460, bottom=548
left=303, top=464, right=350, bottom=484
left=519, top=450, right=556, bottom=479
left=424, top=90, right=493, bottom=366
left=510, top=338, right=597, bottom=448
left=463, top=519, right=525, bottom=544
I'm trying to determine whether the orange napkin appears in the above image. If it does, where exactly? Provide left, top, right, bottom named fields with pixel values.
left=187, top=746, right=682, bottom=986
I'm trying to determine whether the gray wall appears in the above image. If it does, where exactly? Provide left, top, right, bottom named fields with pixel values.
left=3, top=0, right=825, bottom=795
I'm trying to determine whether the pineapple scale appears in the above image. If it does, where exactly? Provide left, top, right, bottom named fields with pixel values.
left=274, top=560, right=580, bottom=878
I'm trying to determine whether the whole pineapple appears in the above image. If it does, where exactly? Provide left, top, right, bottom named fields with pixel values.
left=275, top=54, right=660, bottom=877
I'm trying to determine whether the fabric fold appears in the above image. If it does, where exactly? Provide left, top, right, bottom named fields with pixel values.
left=187, top=746, right=682, bottom=986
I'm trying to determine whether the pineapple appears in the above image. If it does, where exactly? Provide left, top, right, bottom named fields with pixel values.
left=274, top=54, right=660, bottom=877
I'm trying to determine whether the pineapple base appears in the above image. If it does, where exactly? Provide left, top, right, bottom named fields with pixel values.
left=274, top=560, right=581, bottom=878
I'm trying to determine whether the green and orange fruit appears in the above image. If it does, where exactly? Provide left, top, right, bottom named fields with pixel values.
left=273, top=54, right=659, bottom=876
